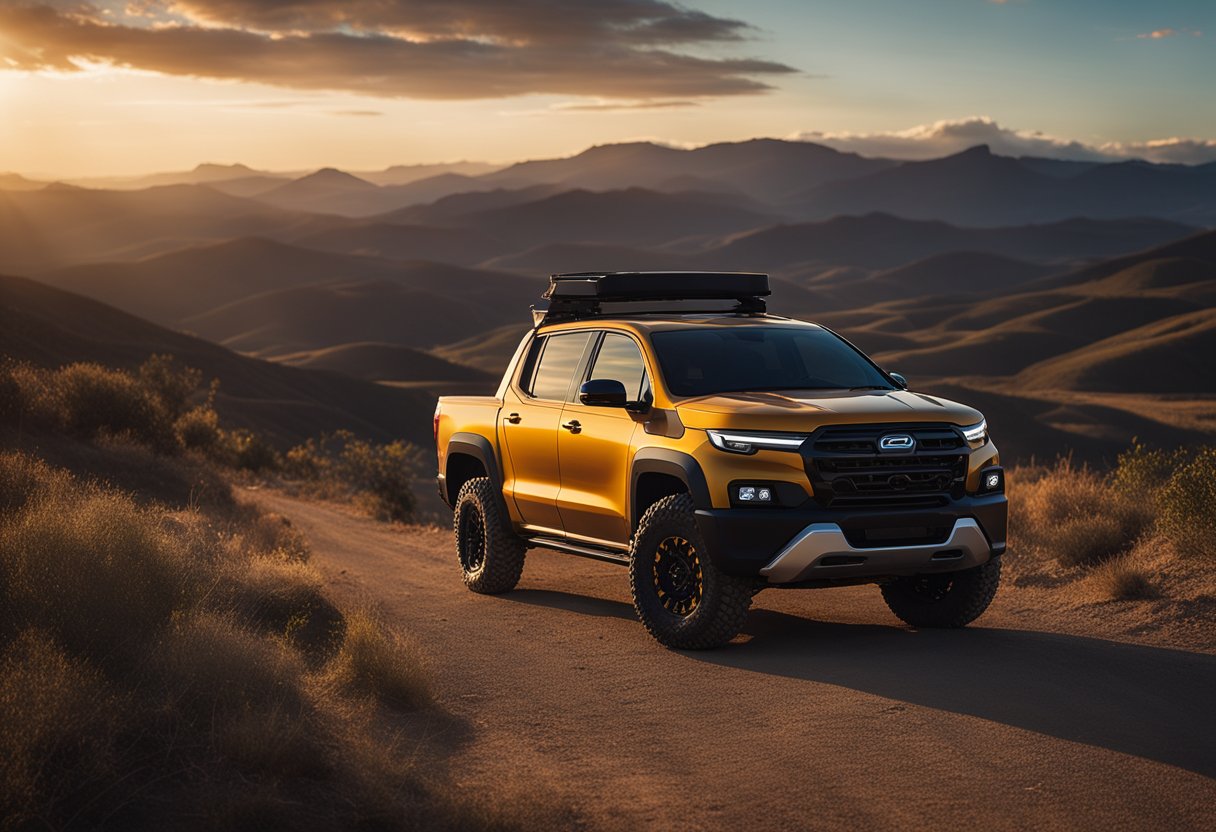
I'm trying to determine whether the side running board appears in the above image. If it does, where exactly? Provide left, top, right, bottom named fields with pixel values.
left=523, top=536, right=631, bottom=566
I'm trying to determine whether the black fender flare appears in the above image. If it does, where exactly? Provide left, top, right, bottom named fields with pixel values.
left=442, top=432, right=501, bottom=505
left=628, top=448, right=711, bottom=531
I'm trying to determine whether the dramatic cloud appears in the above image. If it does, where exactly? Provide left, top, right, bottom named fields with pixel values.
left=554, top=99, right=700, bottom=111
left=795, top=117, right=1216, bottom=164
left=0, top=2, right=795, bottom=99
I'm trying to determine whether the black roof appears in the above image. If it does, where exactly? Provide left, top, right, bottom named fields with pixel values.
left=535, top=271, right=770, bottom=325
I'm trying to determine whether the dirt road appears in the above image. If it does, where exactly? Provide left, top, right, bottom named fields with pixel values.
left=252, top=490, right=1216, bottom=831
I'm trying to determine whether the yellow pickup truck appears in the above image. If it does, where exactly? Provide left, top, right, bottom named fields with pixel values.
left=435, top=272, right=1006, bottom=649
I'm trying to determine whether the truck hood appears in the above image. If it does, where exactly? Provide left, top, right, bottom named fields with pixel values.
left=673, top=389, right=983, bottom=433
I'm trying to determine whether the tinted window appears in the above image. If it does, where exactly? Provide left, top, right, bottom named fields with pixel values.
left=650, top=327, right=892, bottom=397
left=529, top=332, right=592, bottom=400
left=588, top=333, right=648, bottom=402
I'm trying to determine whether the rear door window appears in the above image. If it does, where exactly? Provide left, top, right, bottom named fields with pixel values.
left=528, top=332, right=593, bottom=401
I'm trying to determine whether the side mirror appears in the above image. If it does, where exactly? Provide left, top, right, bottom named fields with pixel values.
left=888, top=372, right=908, bottom=390
left=579, top=379, right=627, bottom=407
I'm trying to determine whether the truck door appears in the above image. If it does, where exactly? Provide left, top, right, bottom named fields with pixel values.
left=501, top=331, right=594, bottom=533
left=556, top=332, right=648, bottom=546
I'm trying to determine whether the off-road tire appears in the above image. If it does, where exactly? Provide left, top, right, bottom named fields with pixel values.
left=453, top=477, right=526, bottom=594
left=629, top=494, right=752, bottom=649
left=880, top=557, right=1001, bottom=628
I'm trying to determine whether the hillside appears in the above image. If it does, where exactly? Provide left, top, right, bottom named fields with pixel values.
left=278, top=342, right=496, bottom=384
left=0, top=274, right=435, bottom=446
left=476, top=139, right=895, bottom=202
left=430, top=187, right=776, bottom=249
left=183, top=279, right=523, bottom=356
left=291, top=222, right=509, bottom=266
left=794, top=145, right=1216, bottom=225
left=0, top=184, right=311, bottom=272
left=38, top=239, right=537, bottom=345
left=1016, top=308, right=1216, bottom=394
left=699, top=213, right=1197, bottom=271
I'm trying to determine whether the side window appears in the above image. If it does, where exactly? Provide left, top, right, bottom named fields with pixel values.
left=529, top=332, right=593, bottom=401
left=589, top=333, right=648, bottom=402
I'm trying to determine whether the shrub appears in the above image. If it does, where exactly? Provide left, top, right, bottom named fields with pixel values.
left=224, top=428, right=281, bottom=472
left=1157, top=447, right=1216, bottom=554
left=285, top=430, right=423, bottom=522
left=1113, top=442, right=1188, bottom=496
left=0, top=452, right=533, bottom=830
left=47, top=362, right=172, bottom=449
left=1009, top=459, right=1152, bottom=568
left=138, top=354, right=202, bottom=420
left=1090, top=552, right=1157, bottom=601
left=175, top=403, right=223, bottom=452
left=322, top=607, right=430, bottom=709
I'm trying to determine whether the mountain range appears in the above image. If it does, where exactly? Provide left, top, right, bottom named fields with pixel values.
left=2, top=136, right=1214, bottom=462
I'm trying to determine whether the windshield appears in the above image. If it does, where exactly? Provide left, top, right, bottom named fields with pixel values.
left=650, top=326, right=894, bottom=398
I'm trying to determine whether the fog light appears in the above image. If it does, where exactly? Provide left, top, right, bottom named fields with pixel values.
left=978, top=468, right=1004, bottom=494
left=738, top=486, right=756, bottom=501
left=757, top=487, right=773, bottom=502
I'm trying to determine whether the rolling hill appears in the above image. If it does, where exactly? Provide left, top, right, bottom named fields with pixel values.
left=278, top=342, right=496, bottom=384
left=476, top=139, right=896, bottom=202
left=400, top=187, right=777, bottom=249
left=700, top=213, right=1198, bottom=271
left=794, top=145, right=1216, bottom=225
left=182, top=279, right=523, bottom=356
left=0, top=184, right=311, bottom=273
left=0, top=274, right=436, bottom=446
left=38, top=238, right=538, bottom=343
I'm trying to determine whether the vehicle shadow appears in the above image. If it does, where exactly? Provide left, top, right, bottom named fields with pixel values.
left=503, top=588, right=637, bottom=620
left=695, top=608, right=1216, bottom=777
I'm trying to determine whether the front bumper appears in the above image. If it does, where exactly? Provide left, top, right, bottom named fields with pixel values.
left=695, top=493, right=1007, bottom=582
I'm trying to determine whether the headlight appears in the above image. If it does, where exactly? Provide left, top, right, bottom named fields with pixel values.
left=707, top=430, right=808, bottom=455
left=961, top=418, right=988, bottom=445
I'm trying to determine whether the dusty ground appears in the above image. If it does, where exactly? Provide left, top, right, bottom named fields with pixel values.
left=249, top=489, right=1216, bottom=832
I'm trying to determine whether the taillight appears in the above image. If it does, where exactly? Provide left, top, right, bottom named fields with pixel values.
left=433, top=402, right=441, bottom=457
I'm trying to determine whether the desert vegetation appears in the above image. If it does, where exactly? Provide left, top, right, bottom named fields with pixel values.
left=1007, top=444, right=1216, bottom=602
left=0, top=355, right=427, bottom=523
left=0, top=365, right=558, bottom=829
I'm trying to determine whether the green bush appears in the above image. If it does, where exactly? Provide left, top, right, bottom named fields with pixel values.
left=285, top=430, right=422, bottom=522
left=224, top=428, right=281, bottom=472
left=1157, top=447, right=1216, bottom=554
left=1113, top=442, right=1189, bottom=496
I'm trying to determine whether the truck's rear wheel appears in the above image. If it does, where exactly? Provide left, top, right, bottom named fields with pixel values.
left=453, top=477, right=526, bottom=594
left=880, top=557, right=1001, bottom=628
left=629, top=494, right=752, bottom=649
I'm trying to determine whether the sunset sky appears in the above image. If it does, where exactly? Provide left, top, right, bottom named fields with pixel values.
left=1, top=0, right=1213, bottom=177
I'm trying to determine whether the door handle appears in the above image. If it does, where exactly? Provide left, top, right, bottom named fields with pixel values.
left=561, top=419, right=581, bottom=433
left=505, top=412, right=521, bottom=424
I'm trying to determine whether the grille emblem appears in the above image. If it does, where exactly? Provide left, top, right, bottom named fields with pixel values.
left=879, top=433, right=915, bottom=452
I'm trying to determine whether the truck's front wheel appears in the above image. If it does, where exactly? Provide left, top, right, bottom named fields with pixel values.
left=629, top=494, right=752, bottom=649
left=453, top=477, right=526, bottom=594
left=880, top=557, right=1001, bottom=628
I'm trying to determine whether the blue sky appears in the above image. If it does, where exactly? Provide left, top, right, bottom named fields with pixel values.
left=691, top=0, right=1214, bottom=142
left=0, top=0, right=1212, bottom=175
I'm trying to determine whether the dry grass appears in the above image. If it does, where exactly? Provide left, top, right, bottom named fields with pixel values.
left=1009, top=459, right=1153, bottom=568
left=1089, top=552, right=1158, bottom=601
left=1007, top=446, right=1213, bottom=620
left=2, top=355, right=428, bottom=521
left=284, top=430, right=426, bottom=522
left=0, top=451, right=542, bottom=831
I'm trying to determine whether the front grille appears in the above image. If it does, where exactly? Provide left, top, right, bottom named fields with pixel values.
left=804, top=424, right=967, bottom=509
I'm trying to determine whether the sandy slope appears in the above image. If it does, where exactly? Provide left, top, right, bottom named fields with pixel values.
left=249, top=489, right=1216, bottom=832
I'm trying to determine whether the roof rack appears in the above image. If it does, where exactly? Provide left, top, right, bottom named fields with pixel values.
left=533, top=271, right=770, bottom=326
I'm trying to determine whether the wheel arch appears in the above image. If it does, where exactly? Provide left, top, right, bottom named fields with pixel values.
left=629, top=448, right=711, bottom=532
left=443, top=432, right=501, bottom=506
